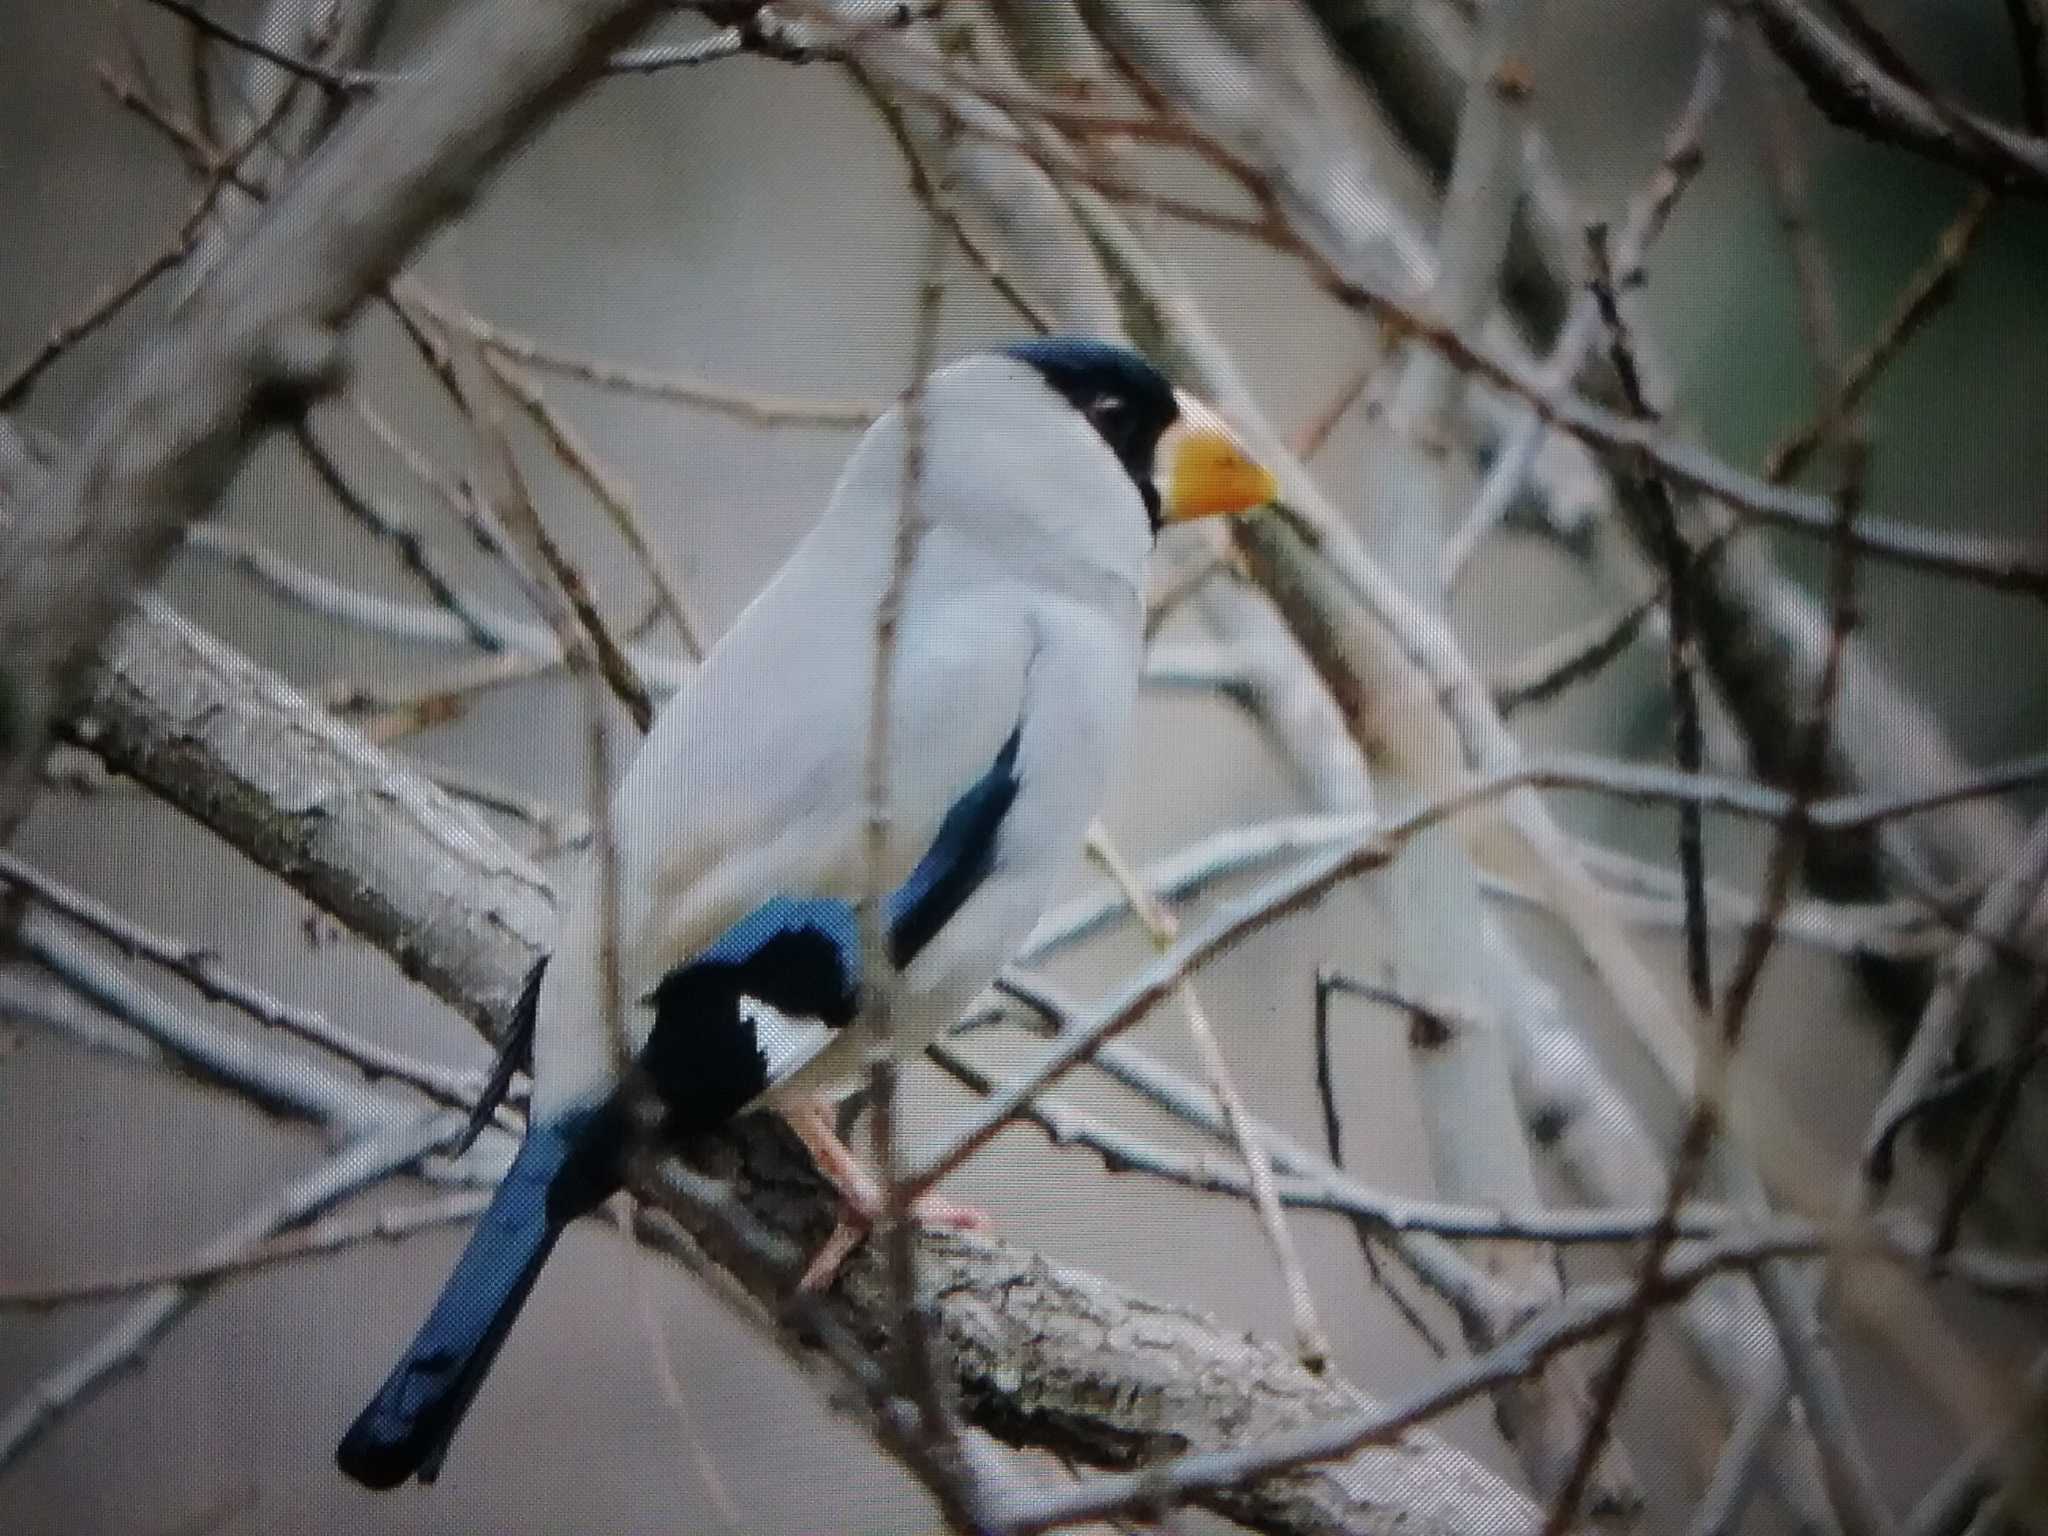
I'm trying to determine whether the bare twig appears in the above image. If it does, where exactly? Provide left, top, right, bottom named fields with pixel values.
left=291, top=413, right=508, bottom=652
left=0, top=0, right=674, bottom=850
left=1863, top=808, right=2048, bottom=1189
left=847, top=54, right=1059, bottom=336
left=985, top=1226, right=1874, bottom=1536
left=1553, top=63, right=1889, bottom=1536
left=1743, top=0, right=2048, bottom=192
left=1930, top=979, right=2048, bottom=1255
left=180, top=523, right=692, bottom=690
left=1763, top=189, right=1997, bottom=485
left=1309, top=970, right=1450, bottom=1356
left=1086, top=822, right=1333, bottom=1372
left=0, top=850, right=489, bottom=1115
left=0, top=50, right=308, bottom=407
left=885, top=45, right=2048, bottom=607
left=445, top=335, right=658, bottom=735
left=1488, top=588, right=1664, bottom=716
left=0, top=1111, right=464, bottom=1473
left=1586, top=223, right=1715, bottom=1018
left=428, top=311, right=880, bottom=426
left=855, top=199, right=980, bottom=1510
left=0, top=1188, right=490, bottom=1309
left=398, top=286, right=709, bottom=659
left=1442, top=7, right=1729, bottom=587
left=1287, top=361, right=1374, bottom=464
left=135, top=0, right=361, bottom=95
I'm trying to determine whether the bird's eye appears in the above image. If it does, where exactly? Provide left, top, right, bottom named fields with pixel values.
left=1089, top=394, right=1126, bottom=426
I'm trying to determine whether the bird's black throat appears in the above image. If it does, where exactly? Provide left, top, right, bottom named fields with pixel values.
left=1003, top=337, right=1177, bottom=534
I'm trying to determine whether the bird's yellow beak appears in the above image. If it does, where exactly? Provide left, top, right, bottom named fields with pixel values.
left=1156, top=391, right=1279, bottom=523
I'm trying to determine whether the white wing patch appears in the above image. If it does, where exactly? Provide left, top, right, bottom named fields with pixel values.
left=740, top=995, right=837, bottom=1086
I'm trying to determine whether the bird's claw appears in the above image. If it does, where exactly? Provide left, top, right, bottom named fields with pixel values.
left=795, top=1192, right=991, bottom=1294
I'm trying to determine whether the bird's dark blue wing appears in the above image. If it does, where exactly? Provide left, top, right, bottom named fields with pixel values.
left=636, top=721, right=1024, bottom=1130
left=885, top=723, right=1023, bottom=966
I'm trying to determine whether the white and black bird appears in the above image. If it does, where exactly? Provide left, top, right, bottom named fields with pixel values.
left=335, top=337, right=1277, bottom=1490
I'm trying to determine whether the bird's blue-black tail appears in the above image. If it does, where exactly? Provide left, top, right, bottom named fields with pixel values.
left=336, top=1112, right=614, bottom=1489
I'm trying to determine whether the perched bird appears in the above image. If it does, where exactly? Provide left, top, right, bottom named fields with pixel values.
left=335, top=337, right=1277, bottom=1490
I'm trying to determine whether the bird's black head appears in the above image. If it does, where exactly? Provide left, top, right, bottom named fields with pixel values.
left=1003, top=337, right=1180, bottom=532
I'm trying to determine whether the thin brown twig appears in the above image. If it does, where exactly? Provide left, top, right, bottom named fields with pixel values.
left=1540, top=214, right=1736, bottom=1536
left=1286, top=360, right=1375, bottom=464
left=922, top=732, right=2048, bottom=1210
left=1763, top=186, right=1996, bottom=484
left=291, top=415, right=507, bottom=652
left=326, top=649, right=563, bottom=743
left=1542, top=58, right=1877, bottom=1529
left=1086, top=822, right=1333, bottom=1373
left=1744, top=0, right=2048, bottom=192
left=166, top=0, right=941, bottom=88
left=1586, top=223, right=1715, bottom=1016
left=1488, top=586, right=1665, bottom=715
left=984, top=1223, right=1877, bottom=1535
left=0, top=57, right=301, bottom=407
left=0, top=1190, right=488, bottom=1309
left=384, top=283, right=706, bottom=667
left=857, top=193, right=982, bottom=1518
left=477, top=343, right=707, bottom=661
left=0, top=850, right=489, bottom=1113
left=847, top=57, right=1055, bottom=336
left=93, top=58, right=277, bottom=197
left=397, top=285, right=713, bottom=656
left=929, top=1015, right=2048, bottom=1292
left=445, top=327, right=638, bottom=1094
left=1446, top=6, right=1730, bottom=587
left=431, top=309, right=881, bottom=427
left=135, top=0, right=361, bottom=95
left=1312, top=969, right=1451, bottom=1360
left=351, top=395, right=506, bottom=552
left=1929, top=978, right=2048, bottom=1255
left=892, top=58, right=2048, bottom=602
left=1862, top=807, right=2048, bottom=1188
left=436, top=333, right=657, bottom=733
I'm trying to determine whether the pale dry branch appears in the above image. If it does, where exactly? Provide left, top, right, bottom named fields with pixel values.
left=0, top=1110, right=465, bottom=1474
left=1743, top=0, right=2048, bottom=191
left=179, top=523, right=692, bottom=690
left=0, top=1189, right=490, bottom=1310
left=1864, top=807, right=2048, bottom=1192
left=1015, top=32, right=1847, bottom=1526
left=291, top=412, right=509, bottom=651
left=0, top=0, right=676, bottom=849
left=398, top=287, right=710, bottom=660
left=1320, top=0, right=2048, bottom=1244
left=1085, top=822, right=1333, bottom=1373
left=430, top=313, right=881, bottom=426
left=0, top=850, right=489, bottom=1114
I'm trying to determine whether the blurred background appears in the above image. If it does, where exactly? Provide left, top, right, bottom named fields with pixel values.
left=2, top=1, right=2045, bottom=1533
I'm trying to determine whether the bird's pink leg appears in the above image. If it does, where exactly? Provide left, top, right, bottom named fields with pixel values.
left=779, top=1096, right=989, bottom=1293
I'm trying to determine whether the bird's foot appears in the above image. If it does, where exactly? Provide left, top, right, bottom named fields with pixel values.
left=796, top=1191, right=990, bottom=1294
left=780, top=1096, right=990, bottom=1293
